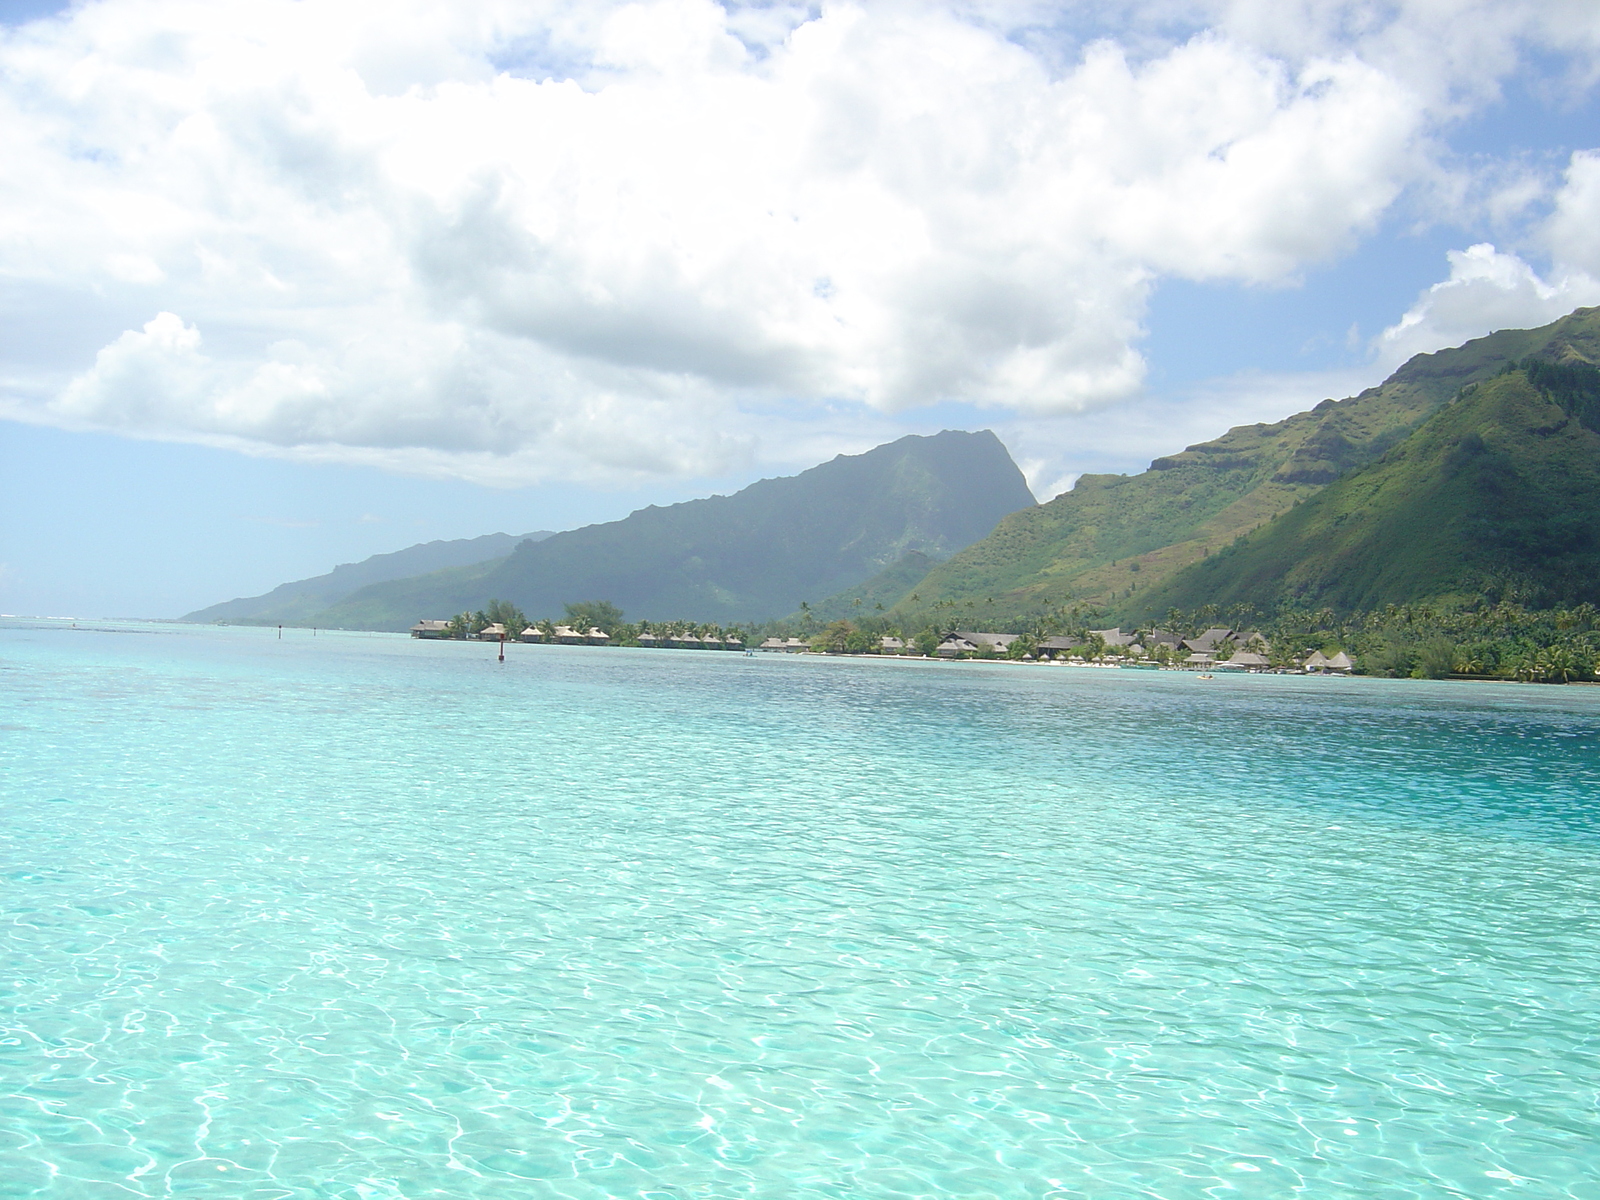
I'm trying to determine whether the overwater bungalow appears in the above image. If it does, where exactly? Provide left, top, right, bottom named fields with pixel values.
left=1304, top=650, right=1353, bottom=673
left=759, top=636, right=809, bottom=652
left=410, top=620, right=451, bottom=639
left=475, top=623, right=507, bottom=641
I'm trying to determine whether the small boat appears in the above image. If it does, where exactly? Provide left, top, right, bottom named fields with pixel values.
left=1197, top=673, right=1214, bottom=680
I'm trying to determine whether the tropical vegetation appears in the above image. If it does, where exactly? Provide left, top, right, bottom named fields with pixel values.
left=856, top=307, right=1600, bottom=632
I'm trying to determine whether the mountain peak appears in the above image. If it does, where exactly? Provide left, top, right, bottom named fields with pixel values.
left=289, top=430, right=1034, bottom=629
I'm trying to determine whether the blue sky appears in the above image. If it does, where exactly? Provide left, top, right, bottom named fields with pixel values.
left=2, top=0, right=1598, bottom=617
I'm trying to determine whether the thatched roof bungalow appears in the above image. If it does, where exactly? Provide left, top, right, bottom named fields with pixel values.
left=1303, top=649, right=1352, bottom=672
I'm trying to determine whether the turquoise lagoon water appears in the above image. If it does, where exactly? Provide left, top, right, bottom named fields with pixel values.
left=2, top=620, right=1599, bottom=1199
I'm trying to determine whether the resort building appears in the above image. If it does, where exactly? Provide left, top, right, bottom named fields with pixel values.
left=410, top=620, right=451, bottom=639
left=1090, top=628, right=1140, bottom=649
left=1222, top=651, right=1270, bottom=669
left=1038, top=635, right=1083, bottom=657
left=1181, top=627, right=1235, bottom=654
left=758, top=637, right=809, bottom=652
left=936, top=631, right=1033, bottom=657
left=1305, top=650, right=1353, bottom=673
left=634, top=631, right=746, bottom=650
left=936, top=633, right=981, bottom=657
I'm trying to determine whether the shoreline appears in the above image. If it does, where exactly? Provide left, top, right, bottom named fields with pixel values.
left=10, top=616, right=1599, bottom=687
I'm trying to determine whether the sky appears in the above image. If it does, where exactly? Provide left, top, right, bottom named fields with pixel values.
left=1, top=0, right=1598, bottom=617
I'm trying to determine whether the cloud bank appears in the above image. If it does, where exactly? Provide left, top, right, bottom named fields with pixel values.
left=1, top=0, right=1596, bottom=483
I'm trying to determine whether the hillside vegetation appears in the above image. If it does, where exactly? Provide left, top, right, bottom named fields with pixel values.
left=311, top=430, right=1035, bottom=630
left=1134, top=359, right=1600, bottom=616
left=876, top=307, right=1600, bottom=630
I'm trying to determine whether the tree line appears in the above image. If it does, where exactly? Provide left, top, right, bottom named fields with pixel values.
left=757, top=596, right=1600, bottom=681
left=437, top=594, right=1600, bottom=682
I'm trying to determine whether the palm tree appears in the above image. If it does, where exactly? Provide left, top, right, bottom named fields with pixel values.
left=1543, top=644, right=1581, bottom=684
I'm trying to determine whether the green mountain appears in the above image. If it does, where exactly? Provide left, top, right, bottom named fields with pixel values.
left=312, top=430, right=1035, bottom=630
left=182, top=530, right=552, bottom=625
left=800, top=550, right=940, bottom=622
left=883, top=307, right=1600, bottom=629
left=1132, top=358, right=1600, bottom=616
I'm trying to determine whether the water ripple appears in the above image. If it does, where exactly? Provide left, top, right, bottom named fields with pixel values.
left=2, top=622, right=1598, bottom=1197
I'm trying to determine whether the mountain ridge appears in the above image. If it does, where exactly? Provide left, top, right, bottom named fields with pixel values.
left=876, top=307, right=1600, bottom=630
left=307, top=430, right=1035, bottom=630
left=1129, top=357, right=1600, bottom=617
left=183, top=530, right=553, bottom=625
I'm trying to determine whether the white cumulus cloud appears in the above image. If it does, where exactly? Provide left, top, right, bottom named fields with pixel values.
left=1376, top=150, right=1600, bottom=368
left=1545, top=149, right=1600, bottom=278
left=1377, top=243, right=1600, bottom=367
left=0, top=0, right=1590, bottom=483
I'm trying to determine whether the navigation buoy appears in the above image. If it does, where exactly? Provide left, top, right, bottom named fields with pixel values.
left=498, top=636, right=505, bottom=663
